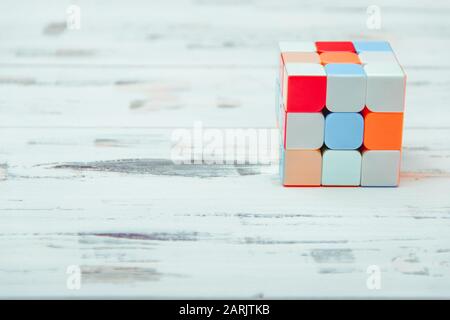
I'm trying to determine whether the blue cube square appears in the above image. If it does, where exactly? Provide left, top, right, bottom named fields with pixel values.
left=353, top=41, right=392, bottom=53
left=324, top=113, right=363, bottom=150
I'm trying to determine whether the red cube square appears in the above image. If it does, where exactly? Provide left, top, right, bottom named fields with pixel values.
left=315, top=41, right=356, bottom=53
left=282, top=63, right=326, bottom=112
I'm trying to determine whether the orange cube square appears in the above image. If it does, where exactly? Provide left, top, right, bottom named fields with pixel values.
left=320, top=52, right=361, bottom=65
left=363, top=111, right=404, bottom=150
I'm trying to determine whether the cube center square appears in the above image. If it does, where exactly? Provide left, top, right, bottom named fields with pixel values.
left=320, top=52, right=361, bottom=65
left=325, top=113, right=363, bottom=150
left=276, top=40, right=406, bottom=187
left=283, top=63, right=326, bottom=112
left=325, top=63, right=366, bottom=112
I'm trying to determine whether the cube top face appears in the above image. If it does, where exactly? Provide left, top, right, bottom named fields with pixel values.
left=276, top=40, right=406, bottom=187
left=279, top=41, right=316, bottom=53
left=353, top=41, right=392, bottom=53
left=315, top=41, right=355, bottom=53
left=320, top=52, right=361, bottom=65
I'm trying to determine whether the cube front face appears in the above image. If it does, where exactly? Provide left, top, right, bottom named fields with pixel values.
left=277, top=40, right=406, bottom=187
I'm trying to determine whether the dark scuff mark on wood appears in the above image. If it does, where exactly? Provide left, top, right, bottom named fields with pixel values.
left=50, top=158, right=265, bottom=178
left=0, top=77, right=36, bottom=85
left=129, top=99, right=147, bottom=110
left=43, top=22, right=66, bottom=36
left=242, top=237, right=349, bottom=245
left=310, top=249, right=355, bottom=263
left=55, top=49, right=95, bottom=57
left=318, top=267, right=356, bottom=274
left=81, top=231, right=203, bottom=242
left=81, top=265, right=186, bottom=283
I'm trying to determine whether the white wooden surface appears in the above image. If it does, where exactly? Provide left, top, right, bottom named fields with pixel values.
left=0, top=0, right=450, bottom=298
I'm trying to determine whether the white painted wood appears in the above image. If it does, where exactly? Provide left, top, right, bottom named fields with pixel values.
left=0, top=0, right=449, bottom=298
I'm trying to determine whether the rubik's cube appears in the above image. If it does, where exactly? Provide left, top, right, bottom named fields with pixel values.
left=276, top=41, right=406, bottom=187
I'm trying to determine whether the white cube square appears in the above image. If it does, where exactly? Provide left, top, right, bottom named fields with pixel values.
left=364, top=63, right=406, bottom=112
left=361, top=150, right=401, bottom=186
left=279, top=41, right=316, bottom=53
left=322, top=150, right=361, bottom=186
left=359, top=51, right=399, bottom=65
left=325, top=64, right=366, bottom=112
left=282, top=112, right=324, bottom=149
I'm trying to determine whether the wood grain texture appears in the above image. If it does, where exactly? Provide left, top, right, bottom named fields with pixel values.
left=0, top=0, right=449, bottom=298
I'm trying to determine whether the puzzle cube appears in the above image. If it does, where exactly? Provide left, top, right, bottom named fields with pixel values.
left=277, top=40, right=406, bottom=187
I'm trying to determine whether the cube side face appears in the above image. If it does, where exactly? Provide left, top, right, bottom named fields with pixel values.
left=324, top=113, right=363, bottom=150
left=322, top=150, right=362, bottom=186
left=275, top=78, right=283, bottom=129
left=364, top=112, right=404, bottom=150
left=285, top=113, right=324, bottom=149
left=279, top=141, right=286, bottom=184
left=361, top=150, right=401, bottom=187
left=283, top=150, right=322, bottom=186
